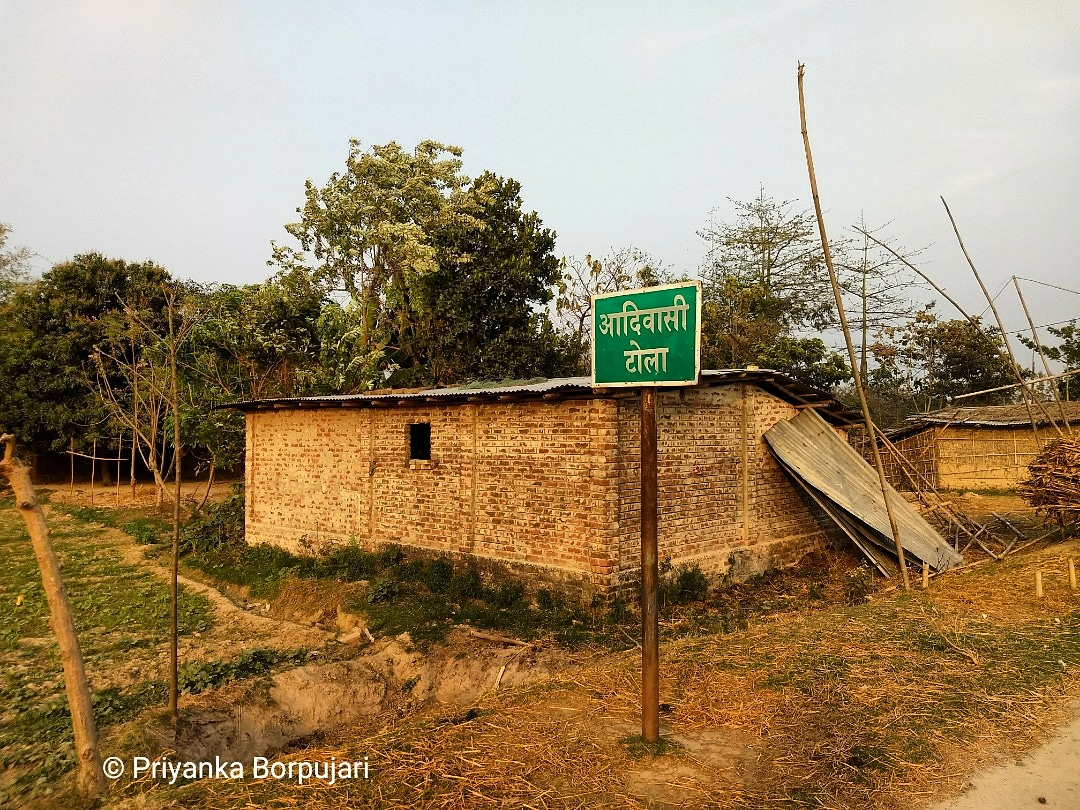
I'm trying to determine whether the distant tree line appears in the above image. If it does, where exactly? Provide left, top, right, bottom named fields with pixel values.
left=2, top=140, right=1068, bottom=488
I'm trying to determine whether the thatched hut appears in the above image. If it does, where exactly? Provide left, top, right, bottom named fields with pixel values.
left=885, top=402, right=1080, bottom=490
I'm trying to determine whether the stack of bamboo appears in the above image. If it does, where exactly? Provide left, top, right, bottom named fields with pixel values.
left=1019, top=438, right=1080, bottom=523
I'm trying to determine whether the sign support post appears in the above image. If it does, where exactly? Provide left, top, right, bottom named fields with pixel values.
left=590, top=280, right=701, bottom=745
left=640, top=386, right=660, bottom=741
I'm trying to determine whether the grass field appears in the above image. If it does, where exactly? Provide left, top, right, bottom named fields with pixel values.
left=0, top=494, right=213, bottom=807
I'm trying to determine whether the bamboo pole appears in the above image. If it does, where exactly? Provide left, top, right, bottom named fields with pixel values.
left=0, top=435, right=105, bottom=798
left=1035, top=569, right=1044, bottom=598
left=1068, top=558, right=1076, bottom=590
left=1013, top=276, right=1072, bottom=435
left=952, top=370, right=1078, bottom=401
left=940, top=197, right=1062, bottom=442
left=856, top=227, right=1062, bottom=433
left=798, top=63, right=910, bottom=590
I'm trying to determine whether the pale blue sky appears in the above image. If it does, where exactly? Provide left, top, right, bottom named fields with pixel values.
left=2, top=1, right=1079, bottom=355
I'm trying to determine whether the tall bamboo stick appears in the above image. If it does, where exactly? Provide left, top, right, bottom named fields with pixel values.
left=857, top=227, right=1060, bottom=435
left=1013, top=276, right=1072, bottom=435
left=798, top=63, right=910, bottom=590
left=940, top=197, right=1062, bottom=442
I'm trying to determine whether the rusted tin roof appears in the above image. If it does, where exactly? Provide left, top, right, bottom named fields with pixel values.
left=223, top=369, right=859, bottom=426
left=765, top=408, right=963, bottom=574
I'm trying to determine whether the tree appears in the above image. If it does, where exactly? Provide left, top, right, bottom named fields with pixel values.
left=1021, top=320, right=1080, bottom=401
left=91, top=281, right=199, bottom=507
left=0, top=253, right=172, bottom=459
left=871, top=310, right=1016, bottom=409
left=275, top=141, right=575, bottom=386
left=839, top=217, right=927, bottom=377
left=0, top=222, right=32, bottom=302
left=187, top=269, right=326, bottom=402
left=272, top=140, right=473, bottom=362
left=697, top=190, right=848, bottom=387
left=554, top=246, right=674, bottom=372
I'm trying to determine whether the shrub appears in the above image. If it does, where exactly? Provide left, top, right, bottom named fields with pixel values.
left=843, top=566, right=874, bottom=605
left=422, top=558, right=454, bottom=592
left=181, top=484, right=245, bottom=553
left=450, top=565, right=483, bottom=600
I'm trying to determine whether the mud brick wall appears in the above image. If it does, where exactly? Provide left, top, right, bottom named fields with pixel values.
left=245, top=385, right=831, bottom=597
left=245, top=399, right=619, bottom=592
left=614, top=385, right=830, bottom=589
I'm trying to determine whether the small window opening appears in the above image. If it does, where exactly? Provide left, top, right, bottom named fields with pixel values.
left=408, top=422, right=431, bottom=461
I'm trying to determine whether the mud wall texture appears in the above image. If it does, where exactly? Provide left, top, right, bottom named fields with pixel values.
left=888, top=425, right=1059, bottom=491
left=245, top=385, right=831, bottom=597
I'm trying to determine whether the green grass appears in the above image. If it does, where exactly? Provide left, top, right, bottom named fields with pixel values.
left=0, top=497, right=214, bottom=805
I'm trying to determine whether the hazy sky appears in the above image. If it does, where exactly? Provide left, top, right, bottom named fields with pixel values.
left=2, top=1, right=1079, bottom=357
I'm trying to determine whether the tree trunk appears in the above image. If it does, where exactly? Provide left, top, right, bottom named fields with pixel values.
left=0, top=434, right=105, bottom=799
left=195, top=458, right=216, bottom=513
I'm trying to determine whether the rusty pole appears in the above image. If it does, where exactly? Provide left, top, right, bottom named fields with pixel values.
left=640, top=386, right=660, bottom=742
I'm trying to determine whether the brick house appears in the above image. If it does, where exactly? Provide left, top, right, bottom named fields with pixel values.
left=230, top=370, right=856, bottom=598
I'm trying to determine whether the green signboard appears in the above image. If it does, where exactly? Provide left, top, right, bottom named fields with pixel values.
left=591, top=281, right=702, bottom=387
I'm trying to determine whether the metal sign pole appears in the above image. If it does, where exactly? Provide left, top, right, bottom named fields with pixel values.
left=640, top=386, right=660, bottom=742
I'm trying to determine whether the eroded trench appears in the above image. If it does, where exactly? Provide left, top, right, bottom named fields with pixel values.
left=174, top=632, right=557, bottom=763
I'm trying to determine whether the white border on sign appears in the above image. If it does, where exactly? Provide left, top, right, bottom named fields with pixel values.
left=589, top=280, right=703, bottom=388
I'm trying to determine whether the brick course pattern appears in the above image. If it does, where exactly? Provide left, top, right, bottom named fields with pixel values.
left=245, top=384, right=832, bottom=597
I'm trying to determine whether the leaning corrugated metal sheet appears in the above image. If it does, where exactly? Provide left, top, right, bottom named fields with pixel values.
left=765, top=409, right=963, bottom=574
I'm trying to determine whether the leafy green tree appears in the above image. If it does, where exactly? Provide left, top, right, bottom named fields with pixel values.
left=0, top=253, right=172, bottom=457
left=406, top=172, right=574, bottom=385
left=871, top=310, right=1015, bottom=409
left=272, top=140, right=472, bottom=359
left=275, top=140, right=574, bottom=386
left=757, top=336, right=850, bottom=390
left=187, top=269, right=326, bottom=401
left=1020, top=320, right=1080, bottom=401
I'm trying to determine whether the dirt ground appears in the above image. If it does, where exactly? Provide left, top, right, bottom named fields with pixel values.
left=929, top=699, right=1080, bottom=809
left=26, top=483, right=1080, bottom=808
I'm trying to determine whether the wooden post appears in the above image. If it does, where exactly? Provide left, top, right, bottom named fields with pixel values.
left=797, top=63, right=911, bottom=590
left=640, top=386, right=660, bottom=742
left=922, top=562, right=929, bottom=589
left=1069, top=559, right=1076, bottom=591
left=89, top=438, right=96, bottom=507
left=740, top=384, right=750, bottom=544
left=115, top=435, right=122, bottom=508
left=130, top=427, right=137, bottom=501
left=0, top=435, right=105, bottom=798
left=166, top=289, right=182, bottom=725
left=69, top=437, right=74, bottom=495
left=1035, top=570, right=1044, bottom=599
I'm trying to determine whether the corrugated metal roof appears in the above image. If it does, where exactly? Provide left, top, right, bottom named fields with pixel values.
left=905, top=401, right=1080, bottom=428
left=223, top=368, right=859, bottom=425
left=765, top=408, right=963, bottom=573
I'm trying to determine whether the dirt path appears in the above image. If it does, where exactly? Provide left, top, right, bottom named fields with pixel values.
left=930, top=700, right=1080, bottom=809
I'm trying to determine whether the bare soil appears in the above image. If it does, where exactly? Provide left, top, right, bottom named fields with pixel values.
left=30, top=483, right=1080, bottom=809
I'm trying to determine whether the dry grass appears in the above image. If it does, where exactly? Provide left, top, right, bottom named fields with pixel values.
left=123, top=538, right=1080, bottom=810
